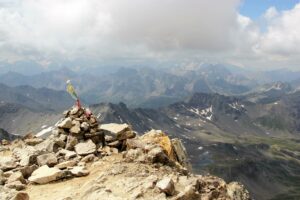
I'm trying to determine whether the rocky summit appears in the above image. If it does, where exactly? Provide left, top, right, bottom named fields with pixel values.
left=0, top=106, right=250, bottom=200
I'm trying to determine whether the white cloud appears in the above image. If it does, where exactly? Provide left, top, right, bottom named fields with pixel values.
left=264, top=7, right=279, bottom=20
left=0, top=0, right=241, bottom=62
left=0, top=0, right=299, bottom=70
left=257, top=4, right=300, bottom=56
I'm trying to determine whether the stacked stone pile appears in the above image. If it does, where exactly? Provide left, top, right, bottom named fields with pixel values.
left=56, top=106, right=105, bottom=150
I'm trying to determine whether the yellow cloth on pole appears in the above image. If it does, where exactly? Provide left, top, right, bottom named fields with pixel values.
left=66, top=81, right=78, bottom=100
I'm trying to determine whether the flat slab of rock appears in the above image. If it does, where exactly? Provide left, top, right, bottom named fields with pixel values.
left=99, top=123, right=135, bottom=140
left=75, top=139, right=96, bottom=156
left=100, top=123, right=130, bottom=134
left=28, top=165, right=63, bottom=184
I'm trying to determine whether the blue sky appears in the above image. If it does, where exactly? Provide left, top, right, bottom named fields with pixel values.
left=240, top=0, right=300, bottom=19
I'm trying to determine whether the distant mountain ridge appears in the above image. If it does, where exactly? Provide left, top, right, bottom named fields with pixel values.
left=1, top=65, right=300, bottom=108
left=0, top=83, right=73, bottom=111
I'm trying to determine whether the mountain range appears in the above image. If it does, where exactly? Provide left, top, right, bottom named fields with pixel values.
left=1, top=89, right=300, bottom=199
left=1, top=64, right=300, bottom=199
left=1, top=64, right=300, bottom=108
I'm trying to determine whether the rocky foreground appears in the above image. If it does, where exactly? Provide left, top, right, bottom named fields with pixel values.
left=0, top=106, right=250, bottom=200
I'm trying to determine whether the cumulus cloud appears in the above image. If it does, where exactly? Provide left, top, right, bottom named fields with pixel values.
left=0, top=0, right=299, bottom=70
left=257, top=4, right=300, bottom=56
left=0, top=0, right=241, bottom=62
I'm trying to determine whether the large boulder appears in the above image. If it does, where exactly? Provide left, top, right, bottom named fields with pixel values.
left=28, top=165, right=63, bottom=184
left=74, top=140, right=96, bottom=156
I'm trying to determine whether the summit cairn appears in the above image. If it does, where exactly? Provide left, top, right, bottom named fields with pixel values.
left=56, top=106, right=105, bottom=153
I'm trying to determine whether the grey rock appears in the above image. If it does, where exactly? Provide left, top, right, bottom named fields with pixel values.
left=59, top=134, right=67, bottom=142
left=70, top=107, right=79, bottom=115
left=19, top=165, right=38, bottom=179
left=57, top=149, right=77, bottom=160
left=69, top=166, right=89, bottom=177
left=70, top=121, right=81, bottom=134
left=24, top=138, right=44, bottom=146
left=171, top=139, right=191, bottom=170
left=35, top=138, right=60, bottom=153
left=100, top=123, right=135, bottom=140
left=81, top=154, right=95, bottom=163
left=7, top=171, right=25, bottom=184
left=227, top=182, right=250, bottom=200
left=5, top=181, right=26, bottom=191
left=81, top=122, right=90, bottom=131
left=0, top=157, right=18, bottom=171
left=75, top=139, right=96, bottom=156
left=65, top=135, right=78, bottom=151
left=28, top=165, right=63, bottom=184
left=147, top=146, right=169, bottom=164
left=11, top=192, right=30, bottom=200
left=57, top=117, right=72, bottom=129
left=55, top=160, right=77, bottom=169
left=156, top=177, right=175, bottom=196
left=37, top=153, right=58, bottom=167
left=13, top=146, right=39, bottom=167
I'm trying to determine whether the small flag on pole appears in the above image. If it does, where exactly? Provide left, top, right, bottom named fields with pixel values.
left=66, top=80, right=81, bottom=108
left=66, top=80, right=78, bottom=100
